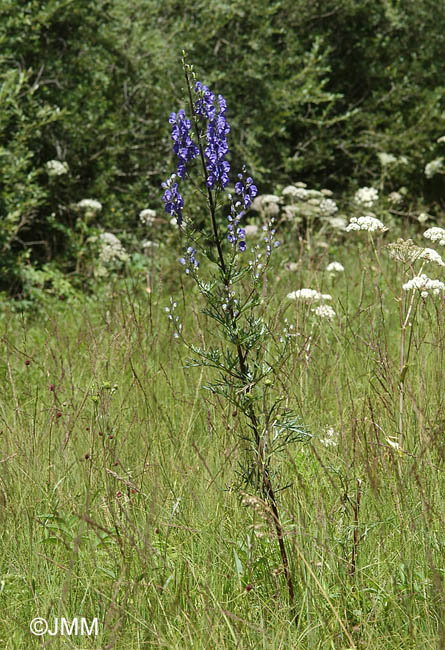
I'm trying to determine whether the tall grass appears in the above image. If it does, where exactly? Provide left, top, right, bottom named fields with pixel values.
left=0, top=233, right=443, bottom=649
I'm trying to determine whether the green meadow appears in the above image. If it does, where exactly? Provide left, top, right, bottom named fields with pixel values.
left=1, top=225, right=444, bottom=648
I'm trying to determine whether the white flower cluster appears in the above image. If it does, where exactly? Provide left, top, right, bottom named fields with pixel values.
left=346, top=216, right=387, bottom=233
left=312, top=304, right=336, bottom=319
left=424, top=227, right=445, bottom=246
left=287, top=288, right=332, bottom=301
left=139, top=208, right=156, bottom=225
left=424, top=157, right=444, bottom=179
left=402, top=273, right=445, bottom=297
left=388, top=191, right=403, bottom=205
left=320, top=427, right=338, bottom=447
left=251, top=194, right=281, bottom=216
left=77, top=198, right=102, bottom=213
left=417, top=248, right=445, bottom=266
left=326, top=261, right=344, bottom=273
left=354, top=187, right=379, bottom=207
left=377, top=152, right=397, bottom=166
left=282, top=185, right=308, bottom=200
left=319, top=198, right=338, bottom=216
left=46, top=160, right=69, bottom=177
left=99, top=232, right=128, bottom=264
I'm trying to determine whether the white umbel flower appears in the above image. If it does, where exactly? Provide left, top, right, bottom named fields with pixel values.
left=346, top=216, right=387, bottom=232
left=377, top=152, right=397, bottom=166
left=77, top=198, right=102, bottom=213
left=139, top=209, right=156, bottom=225
left=402, top=274, right=445, bottom=296
left=319, top=198, right=338, bottom=216
left=424, top=157, right=444, bottom=179
left=417, top=248, right=445, bottom=266
left=46, top=160, right=69, bottom=177
left=320, top=427, right=338, bottom=447
left=287, top=288, right=332, bottom=301
left=99, top=232, right=128, bottom=264
left=251, top=194, right=281, bottom=216
left=388, top=191, right=403, bottom=205
left=326, top=261, right=344, bottom=273
left=282, top=185, right=300, bottom=197
left=354, top=187, right=379, bottom=207
left=423, top=227, right=445, bottom=246
left=312, top=304, right=336, bottom=319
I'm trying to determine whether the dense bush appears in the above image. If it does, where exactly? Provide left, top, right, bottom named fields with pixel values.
left=1, top=0, right=445, bottom=300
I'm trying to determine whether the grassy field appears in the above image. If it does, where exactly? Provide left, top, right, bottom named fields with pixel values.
left=0, top=228, right=444, bottom=649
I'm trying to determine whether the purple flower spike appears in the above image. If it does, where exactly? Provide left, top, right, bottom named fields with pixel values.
left=169, top=110, right=199, bottom=179
left=195, top=82, right=231, bottom=189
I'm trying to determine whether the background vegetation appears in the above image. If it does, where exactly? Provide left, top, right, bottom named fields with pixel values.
left=1, top=0, right=445, bottom=300
left=0, top=1, right=444, bottom=648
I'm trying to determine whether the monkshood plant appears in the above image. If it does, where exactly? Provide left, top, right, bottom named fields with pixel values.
left=161, top=58, right=309, bottom=622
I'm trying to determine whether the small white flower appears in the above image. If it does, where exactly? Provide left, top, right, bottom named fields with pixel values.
left=99, top=232, right=128, bottom=264
left=437, top=135, right=445, bottom=144
left=46, top=160, right=69, bottom=177
left=320, top=427, right=338, bottom=447
left=354, top=187, right=379, bottom=208
left=388, top=191, right=403, bottom=205
left=287, top=288, right=332, bottom=301
left=326, top=261, right=344, bottom=273
left=282, top=185, right=300, bottom=197
left=312, top=304, right=336, bottom=319
left=417, top=248, right=445, bottom=267
left=423, top=227, right=445, bottom=246
left=402, top=273, right=445, bottom=296
left=418, top=212, right=430, bottom=224
left=78, top=198, right=102, bottom=212
left=139, top=208, right=156, bottom=225
left=251, top=194, right=281, bottom=215
left=319, top=198, right=338, bottom=216
left=346, top=216, right=387, bottom=233
left=425, top=157, right=444, bottom=179
left=377, top=152, right=397, bottom=166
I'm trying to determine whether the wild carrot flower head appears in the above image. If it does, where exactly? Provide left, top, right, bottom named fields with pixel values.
left=139, top=208, right=156, bottom=225
left=287, top=288, right=332, bottom=301
left=424, top=157, right=444, bottom=179
left=387, top=239, right=445, bottom=266
left=312, top=304, right=336, bottom=319
left=402, top=274, right=445, bottom=297
left=346, top=216, right=387, bottom=233
left=326, top=261, right=344, bottom=273
left=354, top=187, right=379, bottom=207
left=423, top=226, right=445, bottom=246
left=46, top=160, right=69, bottom=177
